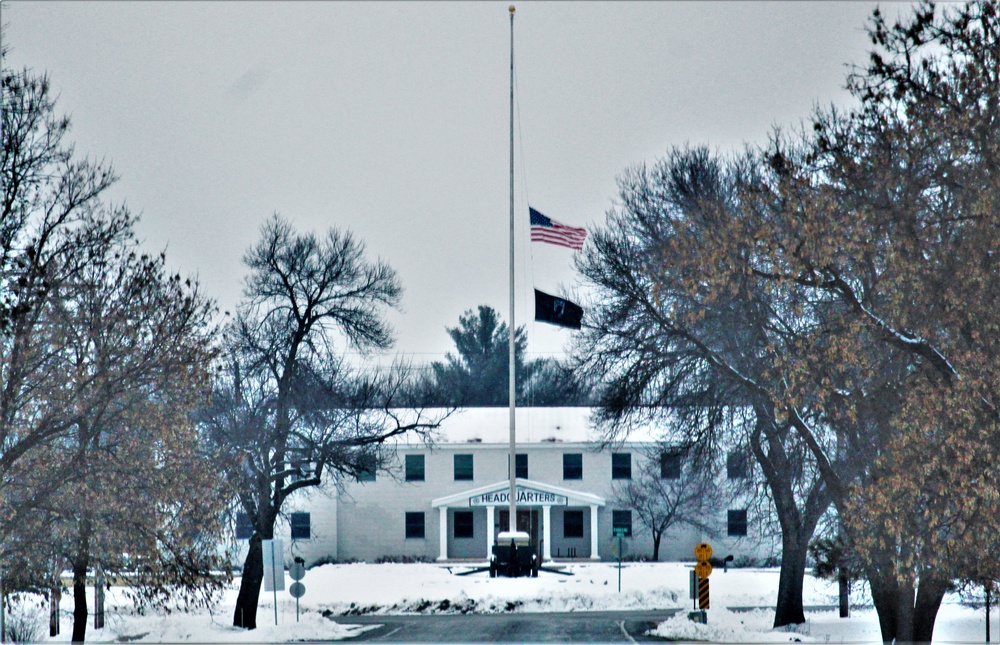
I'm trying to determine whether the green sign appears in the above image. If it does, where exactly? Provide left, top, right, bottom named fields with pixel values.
left=612, top=527, right=627, bottom=537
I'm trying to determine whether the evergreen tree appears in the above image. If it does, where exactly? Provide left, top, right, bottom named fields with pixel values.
left=430, top=305, right=530, bottom=406
left=428, top=305, right=593, bottom=407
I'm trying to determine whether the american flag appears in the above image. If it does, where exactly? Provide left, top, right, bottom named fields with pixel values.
left=529, top=207, right=587, bottom=251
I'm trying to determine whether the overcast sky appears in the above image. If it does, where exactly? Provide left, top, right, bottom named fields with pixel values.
left=3, top=1, right=908, bottom=364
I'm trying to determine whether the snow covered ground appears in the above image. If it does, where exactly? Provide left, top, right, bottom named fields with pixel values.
left=17, top=562, right=998, bottom=642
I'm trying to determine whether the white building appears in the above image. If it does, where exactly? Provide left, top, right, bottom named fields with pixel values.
left=238, top=408, right=776, bottom=566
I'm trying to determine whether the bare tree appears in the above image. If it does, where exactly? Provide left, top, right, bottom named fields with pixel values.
left=201, top=215, right=445, bottom=630
left=0, top=65, right=126, bottom=580
left=612, top=445, right=720, bottom=561
left=1, top=66, right=230, bottom=640
left=742, top=4, right=1000, bottom=639
left=42, top=215, right=225, bottom=643
left=574, top=146, right=831, bottom=627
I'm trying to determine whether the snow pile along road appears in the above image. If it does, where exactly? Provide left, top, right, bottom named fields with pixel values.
left=31, top=561, right=1000, bottom=643
left=311, top=563, right=683, bottom=615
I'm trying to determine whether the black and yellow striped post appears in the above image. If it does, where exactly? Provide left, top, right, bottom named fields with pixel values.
left=694, top=543, right=713, bottom=611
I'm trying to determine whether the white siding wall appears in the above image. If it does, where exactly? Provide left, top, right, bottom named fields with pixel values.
left=231, top=433, right=779, bottom=567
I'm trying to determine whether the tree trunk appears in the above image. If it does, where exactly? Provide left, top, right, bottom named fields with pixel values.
left=93, top=568, right=104, bottom=630
left=867, top=565, right=947, bottom=644
left=50, top=584, right=61, bottom=637
left=651, top=532, right=661, bottom=562
left=233, top=534, right=264, bottom=629
left=868, top=568, right=898, bottom=644
left=838, top=570, right=849, bottom=618
left=749, top=410, right=830, bottom=630
left=71, top=515, right=93, bottom=644
left=773, top=530, right=808, bottom=627
left=912, top=576, right=947, bottom=643
left=71, top=555, right=89, bottom=643
left=895, top=578, right=915, bottom=643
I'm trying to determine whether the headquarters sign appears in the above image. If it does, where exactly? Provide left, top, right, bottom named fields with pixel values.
left=470, top=486, right=568, bottom=507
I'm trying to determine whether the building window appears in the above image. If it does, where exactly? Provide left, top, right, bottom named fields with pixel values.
left=357, top=454, right=376, bottom=482
left=405, top=512, right=425, bottom=539
left=405, top=454, right=425, bottom=482
left=454, top=511, right=474, bottom=539
left=728, top=509, right=748, bottom=537
left=612, top=510, right=632, bottom=537
left=290, top=512, right=310, bottom=540
left=508, top=453, right=528, bottom=479
left=563, top=453, right=583, bottom=480
left=563, top=510, right=584, bottom=538
left=727, top=451, right=748, bottom=479
left=611, top=453, right=631, bottom=479
left=454, top=454, right=474, bottom=481
left=660, top=451, right=682, bottom=479
left=236, top=511, right=253, bottom=540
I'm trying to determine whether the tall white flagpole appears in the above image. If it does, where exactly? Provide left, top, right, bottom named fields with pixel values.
left=507, top=4, right=517, bottom=534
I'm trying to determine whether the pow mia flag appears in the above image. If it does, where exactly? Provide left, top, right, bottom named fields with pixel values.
left=534, top=289, right=583, bottom=330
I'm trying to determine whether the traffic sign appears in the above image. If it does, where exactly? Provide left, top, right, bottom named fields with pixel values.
left=613, top=527, right=628, bottom=537
left=694, top=543, right=713, bottom=562
left=262, top=540, right=285, bottom=592
left=695, top=561, right=713, bottom=579
left=289, top=562, right=306, bottom=581
left=289, top=582, right=306, bottom=599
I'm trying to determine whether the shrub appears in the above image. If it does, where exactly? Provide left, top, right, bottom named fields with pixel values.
left=3, top=593, right=46, bottom=644
left=374, top=555, right=432, bottom=564
left=809, top=534, right=856, bottom=580
left=732, top=554, right=759, bottom=568
left=306, top=555, right=358, bottom=568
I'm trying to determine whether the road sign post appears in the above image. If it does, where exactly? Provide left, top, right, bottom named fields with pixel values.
left=262, top=539, right=285, bottom=626
left=289, top=557, right=306, bottom=622
left=612, top=527, right=627, bottom=593
left=618, top=535, right=622, bottom=592
left=694, top=543, right=712, bottom=613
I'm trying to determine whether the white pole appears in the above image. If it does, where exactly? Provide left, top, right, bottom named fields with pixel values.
left=507, top=4, right=517, bottom=535
left=438, top=507, right=449, bottom=561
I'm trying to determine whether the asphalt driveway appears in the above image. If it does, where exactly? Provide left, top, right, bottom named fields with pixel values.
left=334, top=609, right=681, bottom=643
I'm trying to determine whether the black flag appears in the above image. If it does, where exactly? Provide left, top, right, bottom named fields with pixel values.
left=534, top=289, right=583, bottom=329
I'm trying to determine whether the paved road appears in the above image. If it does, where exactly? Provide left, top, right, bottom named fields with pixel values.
left=332, top=610, right=680, bottom=643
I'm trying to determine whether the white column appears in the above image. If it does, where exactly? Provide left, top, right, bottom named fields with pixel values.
left=485, top=505, right=495, bottom=559
left=590, top=505, right=600, bottom=560
left=542, top=505, right=552, bottom=561
left=437, top=507, right=449, bottom=561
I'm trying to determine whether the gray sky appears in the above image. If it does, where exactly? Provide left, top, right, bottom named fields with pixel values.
left=3, top=1, right=903, bottom=363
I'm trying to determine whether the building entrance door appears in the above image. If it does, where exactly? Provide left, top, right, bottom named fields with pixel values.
left=497, top=510, right=539, bottom=551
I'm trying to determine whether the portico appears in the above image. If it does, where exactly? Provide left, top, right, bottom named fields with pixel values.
left=431, top=478, right=606, bottom=562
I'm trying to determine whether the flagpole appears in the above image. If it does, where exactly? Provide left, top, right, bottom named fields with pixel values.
left=507, top=4, right=517, bottom=535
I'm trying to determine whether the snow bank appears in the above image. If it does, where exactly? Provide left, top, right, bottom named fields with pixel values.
left=32, top=562, right=1000, bottom=642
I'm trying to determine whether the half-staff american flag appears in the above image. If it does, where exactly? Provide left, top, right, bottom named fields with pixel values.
left=530, top=207, right=587, bottom=251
